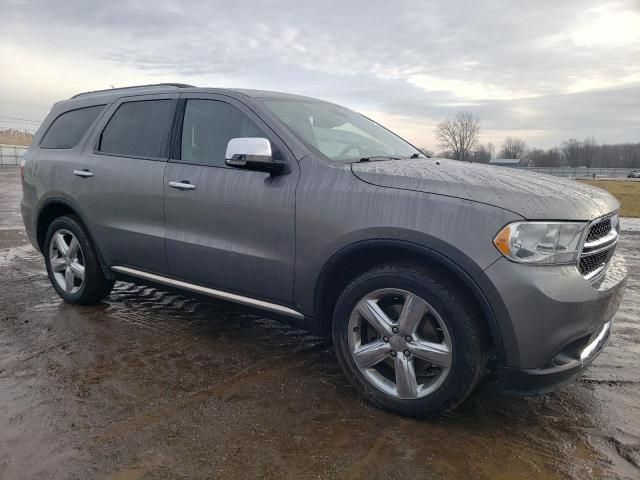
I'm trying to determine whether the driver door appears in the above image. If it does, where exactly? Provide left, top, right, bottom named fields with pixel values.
left=163, top=93, right=299, bottom=305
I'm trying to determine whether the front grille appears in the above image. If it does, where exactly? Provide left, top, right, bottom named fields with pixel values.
left=586, top=218, right=611, bottom=242
left=579, top=249, right=611, bottom=277
left=578, top=213, right=619, bottom=281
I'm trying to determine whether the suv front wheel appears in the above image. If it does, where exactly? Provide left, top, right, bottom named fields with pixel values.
left=332, top=264, right=486, bottom=417
left=44, top=215, right=114, bottom=304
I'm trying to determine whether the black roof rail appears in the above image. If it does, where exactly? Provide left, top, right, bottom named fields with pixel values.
left=71, top=83, right=195, bottom=99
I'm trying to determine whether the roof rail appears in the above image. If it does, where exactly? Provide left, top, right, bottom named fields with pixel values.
left=71, top=83, right=195, bottom=99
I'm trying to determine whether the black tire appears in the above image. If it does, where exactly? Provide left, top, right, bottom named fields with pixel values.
left=44, top=215, right=114, bottom=304
left=332, top=264, right=486, bottom=417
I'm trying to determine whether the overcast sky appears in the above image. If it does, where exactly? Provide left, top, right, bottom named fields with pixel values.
left=1, top=0, right=638, bottom=150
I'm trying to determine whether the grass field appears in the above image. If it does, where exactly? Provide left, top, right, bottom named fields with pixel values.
left=0, top=129, right=33, bottom=146
left=578, top=179, right=640, bottom=217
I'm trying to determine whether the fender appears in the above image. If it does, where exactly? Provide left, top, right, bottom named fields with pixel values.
left=314, top=238, right=510, bottom=365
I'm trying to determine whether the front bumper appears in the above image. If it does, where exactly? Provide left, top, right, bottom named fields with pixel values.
left=497, top=320, right=611, bottom=395
left=483, top=251, right=626, bottom=386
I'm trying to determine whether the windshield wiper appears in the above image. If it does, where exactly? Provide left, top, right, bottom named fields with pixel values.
left=358, top=155, right=402, bottom=162
left=410, top=152, right=426, bottom=159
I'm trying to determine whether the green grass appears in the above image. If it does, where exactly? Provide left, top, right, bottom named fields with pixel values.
left=578, top=180, right=640, bottom=218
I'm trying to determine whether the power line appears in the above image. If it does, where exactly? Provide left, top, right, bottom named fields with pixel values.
left=0, top=115, right=42, bottom=124
left=0, top=123, right=38, bottom=132
left=0, top=100, right=50, bottom=109
left=0, top=113, right=42, bottom=133
left=0, top=120, right=41, bottom=127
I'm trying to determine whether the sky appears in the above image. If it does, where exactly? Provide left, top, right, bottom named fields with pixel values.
left=1, top=0, right=639, bottom=150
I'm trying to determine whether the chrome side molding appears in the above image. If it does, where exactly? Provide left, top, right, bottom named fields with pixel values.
left=110, top=266, right=304, bottom=319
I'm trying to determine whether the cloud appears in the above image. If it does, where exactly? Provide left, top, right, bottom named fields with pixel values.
left=1, top=0, right=638, bottom=149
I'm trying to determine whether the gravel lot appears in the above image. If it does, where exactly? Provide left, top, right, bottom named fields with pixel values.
left=1, top=167, right=639, bottom=480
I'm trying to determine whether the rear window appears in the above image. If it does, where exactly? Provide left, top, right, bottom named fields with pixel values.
left=40, top=105, right=105, bottom=149
left=98, top=100, right=175, bottom=159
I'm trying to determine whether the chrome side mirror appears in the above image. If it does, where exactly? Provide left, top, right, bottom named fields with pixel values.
left=225, top=138, right=284, bottom=174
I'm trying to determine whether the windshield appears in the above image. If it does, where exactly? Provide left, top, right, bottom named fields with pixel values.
left=261, top=99, right=422, bottom=162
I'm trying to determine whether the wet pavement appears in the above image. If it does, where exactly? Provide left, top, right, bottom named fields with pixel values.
left=1, top=166, right=639, bottom=480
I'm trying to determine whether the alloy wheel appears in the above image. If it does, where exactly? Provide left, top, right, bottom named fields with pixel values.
left=347, top=288, right=452, bottom=399
left=48, top=229, right=85, bottom=295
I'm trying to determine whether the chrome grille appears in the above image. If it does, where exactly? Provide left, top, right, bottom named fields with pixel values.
left=579, top=249, right=614, bottom=277
left=579, top=214, right=619, bottom=281
left=586, top=218, right=611, bottom=242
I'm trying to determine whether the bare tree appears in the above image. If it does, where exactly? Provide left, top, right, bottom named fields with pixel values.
left=526, top=147, right=561, bottom=167
left=434, top=134, right=638, bottom=168
left=435, top=111, right=480, bottom=161
left=471, top=142, right=494, bottom=163
left=499, top=137, right=527, bottom=159
left=592, top=142, right=640, bottom=168
left=547, top=147, right=563, bottom=167
left=525, top=148, right=545, bottom=167
left=562, top=138, right=583, bottom=167
left=497, top=139, right=640, bottom=168
left=582, top=136, right=597, bottom=168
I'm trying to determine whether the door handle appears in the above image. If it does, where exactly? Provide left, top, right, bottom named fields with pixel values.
left=73, top=169, right=94, bottom=178
left=169, top=180, right=196, bottom=191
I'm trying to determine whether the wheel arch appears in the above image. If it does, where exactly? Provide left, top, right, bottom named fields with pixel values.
left=314, top=239, right=507, bottom=364
left=35, top=198, right=112, bottom=278
left=36, top=198, right=78, bottom=251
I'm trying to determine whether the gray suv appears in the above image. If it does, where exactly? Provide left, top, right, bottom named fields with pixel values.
left=21, top=84, right=627, bottom=416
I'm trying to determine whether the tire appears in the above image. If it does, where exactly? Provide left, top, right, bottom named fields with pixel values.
left=332, top=264, right=486, bottom=417
left=44, top=215, right=114, bottom=305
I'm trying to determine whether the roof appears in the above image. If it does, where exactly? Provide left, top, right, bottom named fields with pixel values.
left=71, top=83, right=195, bottom=99
left=68, top=83, right=318, bottom=103
left=490, top=158, right=521, bottom=165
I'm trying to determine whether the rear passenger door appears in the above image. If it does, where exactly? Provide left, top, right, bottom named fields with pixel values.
left=163, top=93, right=298, bottom=305
left=73, top=94, right=177, bottom=273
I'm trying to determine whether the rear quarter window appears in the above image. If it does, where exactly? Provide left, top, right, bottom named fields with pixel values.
left=40, top=105, right=106, bottom=149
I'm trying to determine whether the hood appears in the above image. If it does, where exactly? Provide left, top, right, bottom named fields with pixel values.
left=351, top=158, right=619, bottom=221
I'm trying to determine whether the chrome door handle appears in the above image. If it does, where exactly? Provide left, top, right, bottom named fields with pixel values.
left=73, top=169, right=93, bottom=178
left=169, top=181, right=196, bottom=190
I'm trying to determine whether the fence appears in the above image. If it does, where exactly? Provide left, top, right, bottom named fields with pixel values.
left=0, top=144, right=28, bottom=166
left=516, top=166, right=633, bottom=178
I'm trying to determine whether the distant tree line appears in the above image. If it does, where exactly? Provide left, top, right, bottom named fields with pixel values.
left=432, top=111, right=640, bottom=168
left=524, top=139, right=640, bottom=168
left=0, top=128, right=34, bottom=147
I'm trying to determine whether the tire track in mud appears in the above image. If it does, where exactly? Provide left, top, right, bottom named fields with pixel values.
left=89, top=344, right=330, bottom=442
left=0, top=243, right=40, bottom=267
left=102, top=281, right=324, bottom=347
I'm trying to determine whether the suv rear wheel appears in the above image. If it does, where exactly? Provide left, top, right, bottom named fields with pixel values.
left=332, top=264, right=486, bottom=417
left=44, top=215, right=114, bottom=304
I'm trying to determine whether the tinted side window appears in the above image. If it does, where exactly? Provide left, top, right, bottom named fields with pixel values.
left=40, top=105, right=105, bottom=149
left=180, top=100, right=265, bottom=167
left=99, top=100, right=175, bottom=159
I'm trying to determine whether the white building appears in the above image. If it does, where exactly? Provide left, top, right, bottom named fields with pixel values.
left=489, top=158, right=521, bottom=167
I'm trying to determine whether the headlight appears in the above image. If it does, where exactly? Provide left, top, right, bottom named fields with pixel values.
left=493, top=221, right=587, bottom=264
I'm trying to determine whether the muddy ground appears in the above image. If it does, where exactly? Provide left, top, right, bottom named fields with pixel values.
left=0, top=167, right=638, bottom=480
